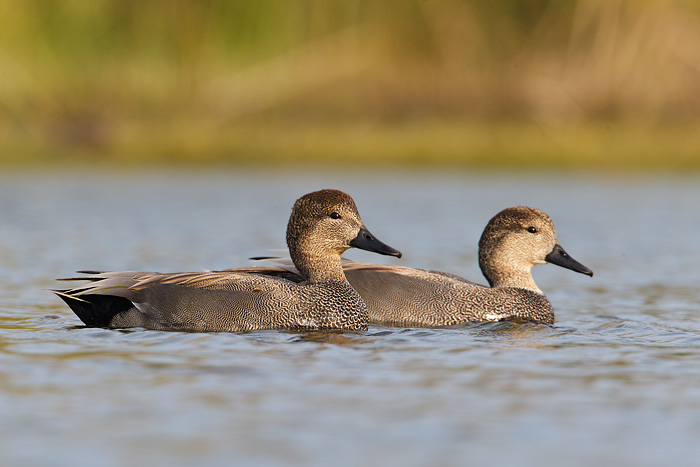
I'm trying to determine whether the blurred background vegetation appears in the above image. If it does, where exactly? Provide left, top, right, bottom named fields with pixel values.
left=1, top=0, right=699, bottom=168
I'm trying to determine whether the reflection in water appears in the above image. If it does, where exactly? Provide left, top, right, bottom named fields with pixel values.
left=287, top=330, right=373, bottom=346
left=2, top=170, right=700, bottom=466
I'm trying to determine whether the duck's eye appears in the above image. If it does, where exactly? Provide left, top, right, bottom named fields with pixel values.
left=329, top=212, right=341, bottom=219
left=527, top=226, right=538, bottom=233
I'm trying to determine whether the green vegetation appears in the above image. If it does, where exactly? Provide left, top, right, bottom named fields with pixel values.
left=1, top=0, right=699, bottom=168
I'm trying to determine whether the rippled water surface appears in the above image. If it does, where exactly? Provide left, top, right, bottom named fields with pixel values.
left=2, top=169, right=700, bottom=467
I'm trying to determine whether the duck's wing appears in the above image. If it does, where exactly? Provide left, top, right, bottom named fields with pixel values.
left=341, top=259, right=479, bottom=284
left=55, top=270, right=297, bottom=332
left=229, top=256, right=484, bottom=287
left=337, top=262, right=484, bottom=326
left=219, top=258, right=305, bottom=283
left=239, top=256, right=480, bottom=284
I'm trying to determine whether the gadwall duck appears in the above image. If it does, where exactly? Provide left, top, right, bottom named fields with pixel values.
left=233, top=206, right=592, bottom=325
left=55, top=189, right=401, bottom=332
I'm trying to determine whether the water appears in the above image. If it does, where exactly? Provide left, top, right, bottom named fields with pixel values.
left=2, top=168, right=700, bottom=467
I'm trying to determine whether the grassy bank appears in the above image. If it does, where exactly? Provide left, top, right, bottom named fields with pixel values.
left=2, top=119, right=698, bottom=170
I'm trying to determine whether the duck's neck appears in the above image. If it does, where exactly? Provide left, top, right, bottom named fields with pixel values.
left=291, top=246, right=347, bottom=283
left=480, top=258, right=542, bottom=293
left=487, top=270, right=542, bottom=292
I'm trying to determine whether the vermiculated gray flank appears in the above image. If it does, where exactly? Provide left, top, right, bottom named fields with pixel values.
left=237, top=206, right=593, bottom=325
left=55, top=189, right=401, bottom=332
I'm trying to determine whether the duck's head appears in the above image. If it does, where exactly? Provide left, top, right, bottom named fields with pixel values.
left=478, top=206, right=592, bottom=290
left=287, top=189, right=401, bottom=281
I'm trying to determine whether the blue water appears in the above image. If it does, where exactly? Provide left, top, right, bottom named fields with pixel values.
left=1, top=169, right=700, bottom=467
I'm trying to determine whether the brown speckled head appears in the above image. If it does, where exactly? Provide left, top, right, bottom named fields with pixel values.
left=480, top=207, right=556, bottom=251
left=286, top=189, right=401, bottom=282
left=478, top=206, right=591, bottom=290
left=288, top=190, right=360, bottom=230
